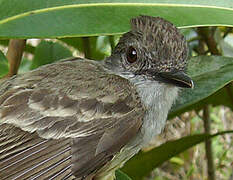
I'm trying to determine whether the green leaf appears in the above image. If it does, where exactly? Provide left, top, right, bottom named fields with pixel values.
left=0, top=0, right=233, bottom=38
left=0, top=50, right=8, bottom=77
left=169, top=157, right=184, bottom=165
left=169, top=56, right=233, bottom=118
left=0, top=40, right=8, bottom=46
left=204, top=84, right=233, bottom=110
left=60, top=36, right=111, bottom=60
left=88, top=36, right=111, bottom=60
left=59, top=37, right=84, bottom=53
left=122, top=130, right=233, bottom=180
left=116, top=170, right=132, bottom=180
left=30, top=40, right=72, bottom=69
left=179, top=83, right=233, bottom=114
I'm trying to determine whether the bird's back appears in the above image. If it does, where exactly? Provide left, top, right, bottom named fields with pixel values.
left=0, top=58, right=145, bottom=179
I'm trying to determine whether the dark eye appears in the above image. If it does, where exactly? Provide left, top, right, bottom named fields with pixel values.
left=126, top=46, right=137, bottom=63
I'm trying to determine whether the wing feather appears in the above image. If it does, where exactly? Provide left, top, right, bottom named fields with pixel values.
left=0, top=58, right=145, bottom=179
left=0, top=124, right=74, bottom=180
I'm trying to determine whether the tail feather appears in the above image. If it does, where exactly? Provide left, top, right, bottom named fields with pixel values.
left=0, top=124, right=73, bottom=180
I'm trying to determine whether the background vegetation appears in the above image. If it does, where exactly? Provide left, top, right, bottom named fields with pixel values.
left=0, top=1, right=232, bottom=179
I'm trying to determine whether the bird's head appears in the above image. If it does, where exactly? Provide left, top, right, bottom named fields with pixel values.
left=105, top=15, right=193, bottom=89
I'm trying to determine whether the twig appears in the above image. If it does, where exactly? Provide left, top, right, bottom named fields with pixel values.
left=203, top=105, right=215, bottom=180
left=109, top=35, right=115, bottom=53
left=197, top=27, right=220, bottom=180
left=82, top=37, right=91, bottom=59
left=225, top=82, right=233, bottom=107
left=197, top=27, right=221, bottom=55
left=194, top=32, right=206, bottom=55
left=6, top=39, right=26, bottom=77
left=187, top=36, right=201, bottom=43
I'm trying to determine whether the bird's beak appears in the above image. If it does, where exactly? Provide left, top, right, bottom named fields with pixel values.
left=157, top=71, right=194, bottom=88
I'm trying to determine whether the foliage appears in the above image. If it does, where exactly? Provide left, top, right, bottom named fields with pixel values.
left=169, top=56, right=233, bottom=118
left=30, top=40, right=72, bottom=69
left=0, top=0, right=233, bottom=38
left=0, top=50, right=8, bottom=77
left=0, top=0, right=232, bottom=179
left=122, top=131, right=233, bottom=179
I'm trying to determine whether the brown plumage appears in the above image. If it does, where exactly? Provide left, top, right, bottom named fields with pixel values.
left=0, top=59, right=145, bottom=179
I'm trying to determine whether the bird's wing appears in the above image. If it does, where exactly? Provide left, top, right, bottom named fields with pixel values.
left=0, top=58, right=145, bottom=179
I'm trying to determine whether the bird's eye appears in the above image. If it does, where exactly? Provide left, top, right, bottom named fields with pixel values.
left=126, top=46, right=137, bottom=63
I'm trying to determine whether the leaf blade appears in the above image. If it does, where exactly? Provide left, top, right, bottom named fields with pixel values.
left=0, top=0, right=233, bottom=38
left=122, top=130, right=233, bottom=180
left=30, top=40, right=72, bottom=70
left=0, top=50, right=8, bottom=77
left=169, top=56, right=233, bottom=118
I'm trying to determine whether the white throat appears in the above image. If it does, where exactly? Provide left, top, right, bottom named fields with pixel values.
left=129, top=76, right=179, bottom=147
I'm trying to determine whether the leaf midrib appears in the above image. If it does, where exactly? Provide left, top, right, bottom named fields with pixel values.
left=0, top=3, right=232, bottom=26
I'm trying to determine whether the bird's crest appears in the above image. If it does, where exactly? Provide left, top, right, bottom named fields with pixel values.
left=130, top=15, right=177, bottom=35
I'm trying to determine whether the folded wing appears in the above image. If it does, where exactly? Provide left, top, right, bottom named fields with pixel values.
left=0, top=59, right=145, bottom=179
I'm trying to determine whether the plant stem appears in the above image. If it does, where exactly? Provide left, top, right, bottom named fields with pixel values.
left=197, top=27, right=220, bottom=180
left=109, top=35, right=115, bottom=53
left=197, top=27, right=221, bottom=55
left=82, top=37, right=91, bottom=59
left=225, top=82, right=233, bottom=107
left=6, top=39, right=26, bottom=77
left=203, top=105, right=216, bottom=180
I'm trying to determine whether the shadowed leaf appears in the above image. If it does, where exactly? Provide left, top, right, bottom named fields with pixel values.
left=169, top=56, right=233, bottom=118
left=116, top=170, right=132, bottom=180
left=30, top=40, right=72, bottom=69
left=0, top=50, right=8, bottom=77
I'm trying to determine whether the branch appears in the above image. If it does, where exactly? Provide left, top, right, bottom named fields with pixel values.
left=197, top=27, right=219, bottom=180
left=225, top=82, right=233, bottom=107
left=197, top=27, right=221, bottom=55
left=203, top=105, right=216, bottom=180
left=6, top=39, right=26, bottom=77
left=109, top=35, right=115, bottom=53
left=82, top=37, right=91, bottom=59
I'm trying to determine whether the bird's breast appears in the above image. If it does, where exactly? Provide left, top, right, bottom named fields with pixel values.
left=133, top=80, right=179, bottom=148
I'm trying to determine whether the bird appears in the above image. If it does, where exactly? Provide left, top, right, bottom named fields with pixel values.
left=0, top=16, right=193, bottom=180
